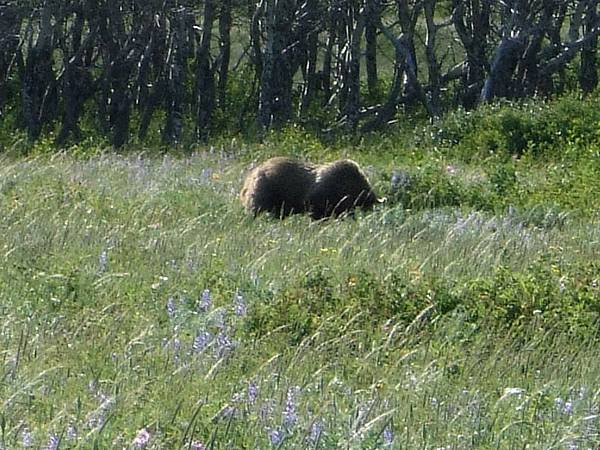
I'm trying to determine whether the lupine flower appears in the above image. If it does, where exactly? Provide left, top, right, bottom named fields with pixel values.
left=98, top=250, right=108, bottom=273
left=172, top=337, right=182, bottom=352
left=215, top=332, right=234, bottom=356
left=22, top=428, right=34, bottom=448
left=42, top=433, right=59, bottom=450
left=218, top=405, right=236, bottom=420
left=86, top=396, right=114, bottom=429
left=166, top=297, right=177, bottom=318
left=66, top=424, right=77, bottom=441
left=283, top=387, right=299, bottom=428
left=198, top=289, right=212, bottom=312
left=234, top=290, right=247, bottom=316
left=308, top=420, right=323, bottom=444
left=132, top=428, right=151, bottom=448
left=193, top=330, right=212, bottom=353
left=268, top=428, right=285, bottom=446
left=248, top=381, right=259, bottom=404
left=383, top=424, right=394, bottom=446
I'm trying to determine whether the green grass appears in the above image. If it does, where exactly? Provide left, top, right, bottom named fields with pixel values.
left=3, top=93, right=600, bottom=448
left=1, top=146, right=599, bottom=449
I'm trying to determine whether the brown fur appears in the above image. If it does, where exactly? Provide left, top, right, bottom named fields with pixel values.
left=240, top=157, right=380, bottom=219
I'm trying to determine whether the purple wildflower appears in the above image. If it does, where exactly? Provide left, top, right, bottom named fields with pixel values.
left=563, top=401, right=574, bottom=416
left=86, top=396, right=114, bottom=429
left=198, top=289, right=212, bottom=312
left=268, top=428, right=285, bottom=446
left=66, top=424, right=77, bottom=441
left=98, top=250, right=108, bottom=273
left=190, top=441, right=205, bottom=450
left=282, top=387, right=299, bottom=429
left=308, top=420, right=323, bottom=444
left=132, top=428, right=151, bottom=448
left=193, top=330, right=212, bottom=352
left=234, top=290, right=247, bottom=316
left=166, top=297, right=177, bottom=318
left=215, top=332, right=234, bottom=357
left=42, top=433, right=59, bottom=450
left=248, top=381, right=259, bottom=404
left=172, top=337, right=182, bottom=352
left=22, top=428, right=34, bottom=448
left=383, top=424, right=394, bottom=446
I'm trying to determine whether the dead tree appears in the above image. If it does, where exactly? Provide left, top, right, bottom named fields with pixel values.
left=365, top=0, right=380, bottom=98
left=195, top=0, right=216, bottom=141
left=336, top=0, right=365, bottom=131
left=451, top=0, right=491, bottom=108
left=256, top=0, right=296, bottom=131
left=217, top=0, right=232, bottom=108
left=579, top=0, right=599, bottom=93
left=56, top=1, right=96, bottom=145
left=164, top=7, right=194, bottom=145
left=0, top=2, right=21, bottom=114
left=21, top=2, right=57, bottom=140
left=298, top=0, right=322, bottom=117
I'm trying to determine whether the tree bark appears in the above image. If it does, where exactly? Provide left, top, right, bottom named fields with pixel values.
left=579, top=0, right=599, bottom=94
left=21, top=3, right=57, bottom=140
left=195, top=0, right=216, bottom=141
left=365, top=0, right=380, bottom=98
left=217, top=0, right=232, bottom=108
left=258, top=0, right=296, bottom=132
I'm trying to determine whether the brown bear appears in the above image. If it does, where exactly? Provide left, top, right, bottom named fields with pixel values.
left=240, top=156, right=382, bottom=219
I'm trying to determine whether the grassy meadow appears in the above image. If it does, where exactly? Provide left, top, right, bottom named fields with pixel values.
left=2, top=95, right=600, bottom=449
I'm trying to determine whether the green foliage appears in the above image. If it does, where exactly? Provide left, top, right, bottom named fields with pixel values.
left=430, top=93, right=600, bottom=160
left=463, top=259, right=600, bottom=332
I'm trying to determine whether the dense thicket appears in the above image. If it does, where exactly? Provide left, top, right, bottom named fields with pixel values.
left=1, top=0, right=599, bottom=147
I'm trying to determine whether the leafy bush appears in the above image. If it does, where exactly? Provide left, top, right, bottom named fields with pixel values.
left=429, top=93, right=600, bottom=160
left=243, top=257, right=600, bottom=348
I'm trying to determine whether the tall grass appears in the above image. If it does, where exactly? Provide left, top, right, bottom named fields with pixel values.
left=1, top=150, right=599, bottom=449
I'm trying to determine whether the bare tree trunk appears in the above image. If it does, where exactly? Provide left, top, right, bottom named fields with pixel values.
left=21, top=3, right=57, bottom=140
left=365, top=0, right=380, bottom=98
left=452, top=0, right=491, bottom=108
left=423, top=0, right=443, bottom=117
left=56, top=2, right=97, bottom=145
left=579, top=0, right=599, bottom=93
left=258, top=0, right=296, bottom=131
left=322, top=2, right=337, bottom=105
left=299, top=0, right=321, bottom=117
left=164, top=7, right=192, bottom=145
left=217, top=0, right=232, bottom=108
left=195, top=0, right=216, bottom=141
left=138, top=6, right=168, bottom=140
left=250, top=0, right=265, bottom=91
left=0, top=2, right=21, bottom=114
left=480, top=2, right=530, bottom=102
left=395, top=0, right=423, bottom=105
left=339, top=1, right=365, bottom=131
